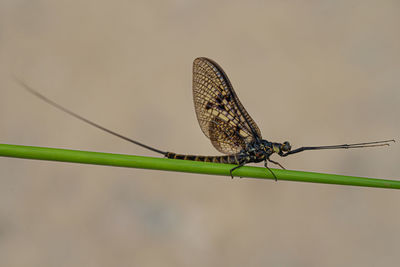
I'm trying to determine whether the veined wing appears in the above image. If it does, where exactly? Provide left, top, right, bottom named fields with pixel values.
left=192, top=57, right=262, bottom=154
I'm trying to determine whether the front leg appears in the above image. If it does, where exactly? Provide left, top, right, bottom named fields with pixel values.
left=267, top=158, right=286, bottom=170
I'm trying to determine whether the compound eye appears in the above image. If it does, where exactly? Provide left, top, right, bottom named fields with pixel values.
left=282, top=141, right=291, bottom=152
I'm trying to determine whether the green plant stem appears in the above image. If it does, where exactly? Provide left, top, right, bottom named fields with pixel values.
left=0, top=143, right=398, bottom=189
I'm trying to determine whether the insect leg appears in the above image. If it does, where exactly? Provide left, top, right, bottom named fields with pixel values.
left=229, top=163, right=246, bottom=179
left=267, top=158, right=286, bottom=170
left=264, top=159, right=278, bottom=182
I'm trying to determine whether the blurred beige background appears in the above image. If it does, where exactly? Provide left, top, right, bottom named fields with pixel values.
left=1, top=0, right=400, bottom=266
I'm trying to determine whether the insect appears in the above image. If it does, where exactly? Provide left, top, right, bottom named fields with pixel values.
left=17, top=57, right=394, bottom=179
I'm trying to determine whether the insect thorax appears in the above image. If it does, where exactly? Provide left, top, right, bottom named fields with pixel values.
left=238, top=139, right=275, bottom=163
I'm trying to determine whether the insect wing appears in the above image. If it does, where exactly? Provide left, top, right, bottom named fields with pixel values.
left=192, top=57, right=262, bottom=154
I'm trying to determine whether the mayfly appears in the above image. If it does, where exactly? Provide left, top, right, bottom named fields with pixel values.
left=16, top=57, right=394, bottom=179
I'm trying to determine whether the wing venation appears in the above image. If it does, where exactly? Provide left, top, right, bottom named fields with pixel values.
left=192, top=57, right=262, bottom=154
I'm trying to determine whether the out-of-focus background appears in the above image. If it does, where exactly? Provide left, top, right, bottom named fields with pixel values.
left=1, top=1, right=399, bottom=266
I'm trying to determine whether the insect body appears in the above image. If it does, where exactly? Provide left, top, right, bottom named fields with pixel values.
left=166, top=140, right=285, bottom=164
left=17, top=58, right=394, bottom=179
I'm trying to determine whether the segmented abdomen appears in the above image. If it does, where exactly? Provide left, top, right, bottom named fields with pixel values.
left=166, top=152, right=240, bottom=164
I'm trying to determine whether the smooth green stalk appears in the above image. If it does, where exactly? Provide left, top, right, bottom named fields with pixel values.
left=0, top=143, right=398, bottom=189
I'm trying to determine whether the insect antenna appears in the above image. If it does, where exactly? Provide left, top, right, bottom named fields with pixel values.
left=15, top=78, right=168, bottom=156
left=282, top=140, right=395, bottom=157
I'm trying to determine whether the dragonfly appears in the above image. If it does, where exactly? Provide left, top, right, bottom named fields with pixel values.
left=16, top=57, right=394, bottom=179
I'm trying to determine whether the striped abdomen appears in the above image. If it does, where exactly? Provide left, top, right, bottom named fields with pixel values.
left=166, top=152, right=240, bottom=164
